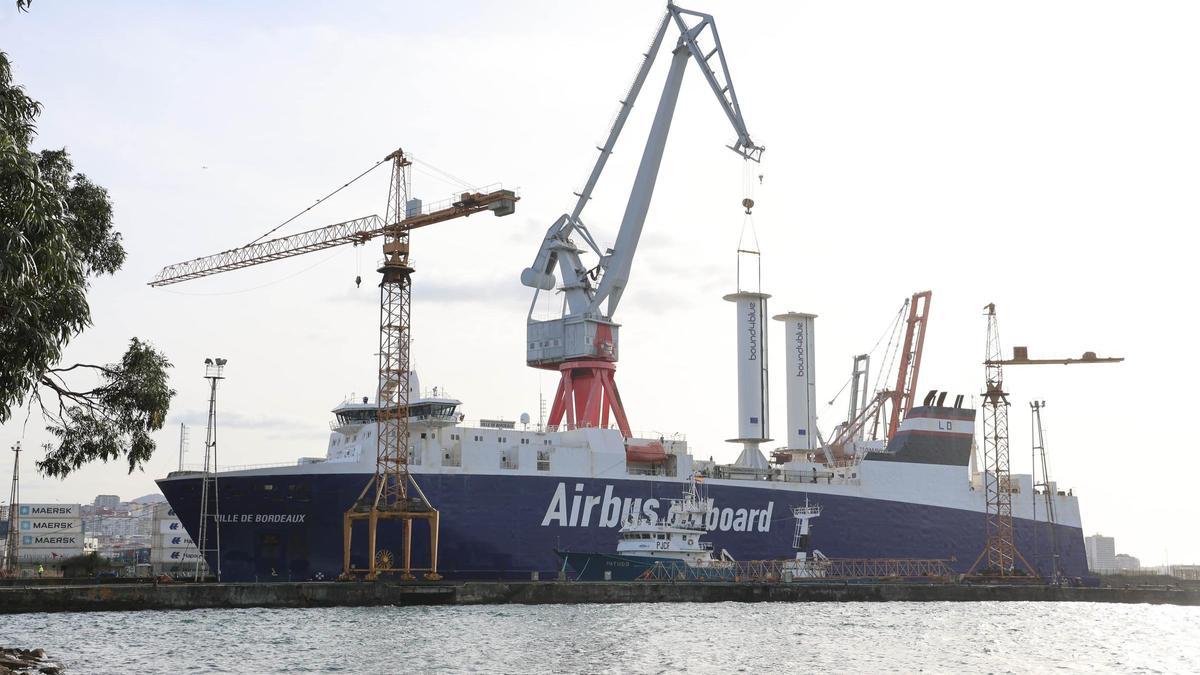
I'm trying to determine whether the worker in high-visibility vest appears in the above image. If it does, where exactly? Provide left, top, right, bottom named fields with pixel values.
left=36, top=564, right=44, bottom=578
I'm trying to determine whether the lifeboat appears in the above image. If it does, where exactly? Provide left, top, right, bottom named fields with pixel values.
left=625, top=440, right=667, bottom=464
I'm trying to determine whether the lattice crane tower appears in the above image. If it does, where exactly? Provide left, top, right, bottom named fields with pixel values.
left=969, top=303, right=1122, bottom=578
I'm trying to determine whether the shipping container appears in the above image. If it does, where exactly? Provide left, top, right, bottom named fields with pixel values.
left=150, top=548, right=205, bottom=564
left=158, top=520, right=189, bottom=535
left=20, top=533, right=83, bottom=548
left=17, top=504, right=80, bottom=518
left=155, top=534, right=196, bottom=549
left=16, top=547, right=84, bottom=562
left=18, top=518, right=82, bottom=533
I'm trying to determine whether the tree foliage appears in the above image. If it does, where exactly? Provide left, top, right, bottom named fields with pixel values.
left=1, top=50, right=175, bottom=477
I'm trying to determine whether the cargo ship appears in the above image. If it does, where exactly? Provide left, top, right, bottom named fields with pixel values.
left=156, top=373, right=1089, bottom=582
left=152, top=3, right=1094, bottom=584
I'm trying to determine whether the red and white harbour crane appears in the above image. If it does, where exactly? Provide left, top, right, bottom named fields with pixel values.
left=520, top=3, right=763, bottom=459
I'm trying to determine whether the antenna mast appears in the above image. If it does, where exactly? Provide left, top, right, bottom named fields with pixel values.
left=3, top=443, right=19, bottom=576
left=195, top=358, right=225, bottom=581
left=1031, top=401, right=1062, bottom=584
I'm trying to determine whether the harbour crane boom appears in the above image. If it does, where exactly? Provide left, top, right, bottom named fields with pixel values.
left=887, top=291, right=932, bottom=441
left=520, top=2, right=763, bottom=439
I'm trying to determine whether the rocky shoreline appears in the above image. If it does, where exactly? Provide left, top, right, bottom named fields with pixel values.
left=0, top=647, right=63, bottom=674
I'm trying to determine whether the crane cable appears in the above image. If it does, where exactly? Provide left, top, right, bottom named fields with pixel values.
left=411, top=156, right=475, bottom=191
left=874, top=300, right=909, bottom=399
left=820, top=301, right=908, bottom=414
left=244, top=155, right=392, bottom=247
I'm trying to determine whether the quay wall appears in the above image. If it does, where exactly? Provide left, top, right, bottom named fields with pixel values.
left=0, top=581, right=1196, bottom=614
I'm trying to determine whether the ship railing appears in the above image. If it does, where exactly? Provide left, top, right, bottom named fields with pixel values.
left=778, top=469, right=841, bottom=485
left=626, top=466, right=675, bottom=477
left=179, top=460, right=304, bottom=474
left=636, top=557, right=956, bottom=583
left=536, top=423, right=687, bottom=441
left=705, top=466, right=863, bottom=487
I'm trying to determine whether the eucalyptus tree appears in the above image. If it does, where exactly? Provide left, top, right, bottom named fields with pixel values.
left=1, top=50, right=175, bottom=477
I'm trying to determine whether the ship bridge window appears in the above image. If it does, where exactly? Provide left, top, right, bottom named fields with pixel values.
left=537, top=450, right=551, bottom=472
left=409, top=403, right=458, bottom=419
left=335, top=409, right=377, bottom=426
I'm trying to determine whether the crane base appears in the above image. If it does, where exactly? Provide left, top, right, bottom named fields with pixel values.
left=545, top=360, right=631, bottom=436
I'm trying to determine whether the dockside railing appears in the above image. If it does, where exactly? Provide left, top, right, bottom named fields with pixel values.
left=637, top=558, right=956, bottom=582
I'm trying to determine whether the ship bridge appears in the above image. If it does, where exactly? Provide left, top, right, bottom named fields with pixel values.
left=330, top=394, right=462, bottom=433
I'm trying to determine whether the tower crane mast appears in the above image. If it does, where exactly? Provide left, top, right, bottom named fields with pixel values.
left=521, top=3, right=763, bottom=442
left=969, top=303, right=1122, bottom=578
left=150, top=149, right=518, bottom=581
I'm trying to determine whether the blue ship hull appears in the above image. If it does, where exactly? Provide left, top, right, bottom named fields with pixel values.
left=157, top=472, right=1089, bottom=582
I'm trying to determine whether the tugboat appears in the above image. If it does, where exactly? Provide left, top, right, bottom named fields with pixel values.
left=556, top=475, right=735, bottom=581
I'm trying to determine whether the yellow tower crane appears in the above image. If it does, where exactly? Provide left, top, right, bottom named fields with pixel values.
left=150, top=148, right=518, bottom=581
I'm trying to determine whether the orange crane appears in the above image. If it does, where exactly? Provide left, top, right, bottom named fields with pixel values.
left=887, top=291, right=932, bottom=441
left=818, top=291, right=930, bottom=461
left=150, top=148, right=518, bottom=581
left=968, top=303, right=1122, bottom=578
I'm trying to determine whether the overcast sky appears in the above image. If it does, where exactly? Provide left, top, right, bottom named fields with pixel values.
left=3, top=1, right=1197, bottom=566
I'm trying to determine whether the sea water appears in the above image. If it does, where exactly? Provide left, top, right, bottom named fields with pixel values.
left=2, top=601, right=1198, bottom=673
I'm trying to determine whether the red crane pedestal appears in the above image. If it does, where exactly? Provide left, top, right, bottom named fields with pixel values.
left=546, top=360, right=631, bottom=435
left=545, top=360, right=667, bottom=464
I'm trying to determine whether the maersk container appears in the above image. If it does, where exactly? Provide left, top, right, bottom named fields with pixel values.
left=18, top=518, right=81, bottom=533
left=20, top=533, right=83, bottom=548
left=17, top=503, right=80, bottom=518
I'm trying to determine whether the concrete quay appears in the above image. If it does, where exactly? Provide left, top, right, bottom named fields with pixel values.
left=0, top=581, right=1196, bottom=614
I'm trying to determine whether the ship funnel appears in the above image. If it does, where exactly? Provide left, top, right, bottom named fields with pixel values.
left=773, top=312, right=817, bottom=451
